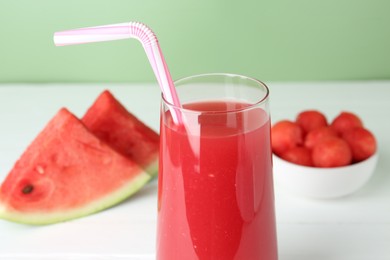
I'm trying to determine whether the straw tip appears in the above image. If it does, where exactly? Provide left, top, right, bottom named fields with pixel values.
left=53, top=32, right=66, bottom=46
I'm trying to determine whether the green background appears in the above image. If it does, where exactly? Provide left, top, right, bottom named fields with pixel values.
left=0, top=0, right=389, bottom=83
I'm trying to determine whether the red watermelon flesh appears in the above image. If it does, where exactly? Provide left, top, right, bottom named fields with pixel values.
left=82, top=90, right=159, bottom=176
left=0, top=108, right=151, bottom=225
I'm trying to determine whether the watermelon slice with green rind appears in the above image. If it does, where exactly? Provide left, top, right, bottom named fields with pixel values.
left=82, top=90, right=159, bottom=177
left=0, top=108, right=151, bottom=225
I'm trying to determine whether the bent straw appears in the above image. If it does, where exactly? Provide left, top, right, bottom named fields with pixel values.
left=53, top=22, right=181, bottom=124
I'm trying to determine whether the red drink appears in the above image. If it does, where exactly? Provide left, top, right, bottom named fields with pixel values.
left=157, top=100, right=278, bottom=260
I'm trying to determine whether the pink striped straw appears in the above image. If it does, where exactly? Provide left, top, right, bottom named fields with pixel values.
left=53, top=22, right=181, bottom=124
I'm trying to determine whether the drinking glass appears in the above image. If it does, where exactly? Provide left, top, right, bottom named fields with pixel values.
left=157, top=73, right=278, bottom=260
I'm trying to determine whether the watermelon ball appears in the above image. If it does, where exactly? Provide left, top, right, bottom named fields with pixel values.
left=342, top=127, right=377, bottom=162
left=331, top=111, right=363, bottom=135
left=296, top=110, right=328, bottom=134
left=312, top=137, right=352, bottom=167
left=280, top=146, right=313, bottom=167
left=271, top=120, right=303, bottom=156
left=304, top=126, right=338, bottom=150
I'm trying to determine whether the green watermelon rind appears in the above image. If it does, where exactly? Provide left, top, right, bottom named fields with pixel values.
left=145, top=153, right=159, bottom=178
left=0, top=167, right=153, bottom=225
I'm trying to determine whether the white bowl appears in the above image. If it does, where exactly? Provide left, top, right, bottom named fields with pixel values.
left=273, top=151, right=379, bottom=199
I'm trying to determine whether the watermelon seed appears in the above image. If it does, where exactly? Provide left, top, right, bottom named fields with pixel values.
left=35, top=165, right=45, bottom=174
left=22, top=185, right=34, bottom=194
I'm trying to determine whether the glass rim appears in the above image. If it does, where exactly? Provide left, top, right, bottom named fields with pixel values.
left=162, top=73, right=270, bottom=114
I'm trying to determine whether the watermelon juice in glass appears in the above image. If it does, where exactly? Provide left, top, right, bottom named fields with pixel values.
left=157, top=73, right=278, bottom=260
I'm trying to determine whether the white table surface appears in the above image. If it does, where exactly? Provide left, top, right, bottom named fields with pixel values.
left=0, top=82, right=389, bottom=260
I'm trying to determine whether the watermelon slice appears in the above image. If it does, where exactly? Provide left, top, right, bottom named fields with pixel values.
left=0, top=108, right=151, bottom=225
left=82, top=90, right=159, bottom=177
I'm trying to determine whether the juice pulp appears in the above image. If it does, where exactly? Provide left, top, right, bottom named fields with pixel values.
left=157, top=100, right=277, bottom=260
